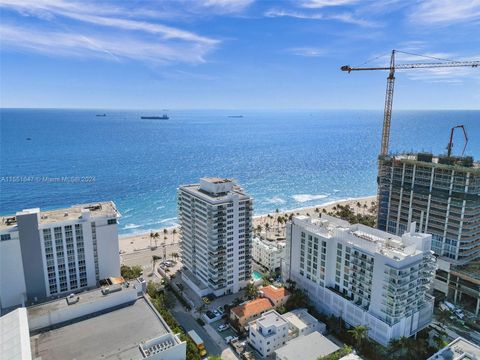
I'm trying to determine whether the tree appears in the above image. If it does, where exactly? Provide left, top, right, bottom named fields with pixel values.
left=347, top=325, right=368, bottom=350
left=265, top=223, right=270, bottom=238
left=121, top=265, right=143, bottom=279
left=171, top=252, right=179, bottom=261
left=256, top=224, right=262, bottom=237
left=172, top=228, right=177, bottom=242
left=245, top=283, right=258, bottom=299
left=437, top=309, right=453, bottom=325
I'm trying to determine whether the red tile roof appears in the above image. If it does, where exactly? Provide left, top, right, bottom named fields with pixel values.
left=260, top=285, right=290, bottom=301
left=231, top=298, right=273, bottom=319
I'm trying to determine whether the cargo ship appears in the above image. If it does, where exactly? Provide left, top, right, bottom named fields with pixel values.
left=140, top=114, right=169, bottom=120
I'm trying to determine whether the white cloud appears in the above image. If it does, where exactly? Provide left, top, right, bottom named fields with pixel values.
left=0, top=24, right=213, bottom=64
left=0, top=0, right=218, bottom=64
left=287, top=47, right=327, bottom=57
left=265, top=8, right=377, bottom=27
left=199, top=0, right=254, bottom=13
left=301, top=0, right=358, bottom=9
left=409, top=0, right=480, bottom=25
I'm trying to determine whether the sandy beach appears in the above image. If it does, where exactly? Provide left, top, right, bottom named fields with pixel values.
left=119, top=195, right=376, bottom=254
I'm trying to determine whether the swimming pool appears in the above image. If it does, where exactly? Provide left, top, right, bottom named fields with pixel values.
left=252, top=271, right=263, bottom=281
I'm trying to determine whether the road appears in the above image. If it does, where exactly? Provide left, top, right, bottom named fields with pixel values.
left=171, top=306, right=224, bottom=356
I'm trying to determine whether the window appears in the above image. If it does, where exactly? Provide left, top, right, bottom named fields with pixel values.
left=0, top=234, right=11, bottom=241
left=107, top=218, right=117, bottom=225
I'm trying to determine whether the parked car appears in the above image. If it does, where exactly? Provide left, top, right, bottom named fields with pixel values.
left=202, top=297, right=211, bottom=304
left=225, top=336, right=238, bottom=344
left=213, top=310, right=221, bottom=317
left=216, top=305, right=225, bottom=315
left=217, top=324, right=229, bottom=332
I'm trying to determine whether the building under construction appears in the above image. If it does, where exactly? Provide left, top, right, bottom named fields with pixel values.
left=377, top=152, right=480, bottom=314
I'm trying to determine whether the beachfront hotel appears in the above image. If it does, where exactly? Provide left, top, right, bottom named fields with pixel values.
left=178, top=177, right=253, bottom=297
left=283, top=214, right=436, bottom=346
left=377, top=153, right=480, bottom=316
left=0, top=202, right=121, bottom=312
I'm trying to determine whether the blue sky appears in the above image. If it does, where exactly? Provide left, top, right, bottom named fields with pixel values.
left=1, top=0, right=479, bottom=109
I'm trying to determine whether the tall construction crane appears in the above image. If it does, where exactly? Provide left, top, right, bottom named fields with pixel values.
left=341, top=50, right=480, bottom=156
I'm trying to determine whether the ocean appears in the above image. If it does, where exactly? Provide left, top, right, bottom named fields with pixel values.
left=1, top=109, right=479, bottom=235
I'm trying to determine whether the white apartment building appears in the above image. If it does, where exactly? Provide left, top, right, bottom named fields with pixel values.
left=178, top=178, right=253, bottom=297
left=249, top=310, right=289, bottom=358
left=252, top=237, right=286, bottom=272
left=282, top=308, right=326, bottom=337
left=0, top=202, right=121, bottom=311
left=283, top=215, right=436, bottom=346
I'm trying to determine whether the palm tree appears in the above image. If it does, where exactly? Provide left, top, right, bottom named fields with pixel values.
left=149, top=231, right=154, bottom=248
left=245, top=283, right=258, bottom=299
left=171, top=252, right=179, bottom=261
left=256, top=224, right=262, bottom=237
left=172, top=228, right=177, bottom=242
left=265, top=223, right=270, bottom=238
left=347, top=325, right=369, bottom=350
left=437, top=309, right=452, bottom=326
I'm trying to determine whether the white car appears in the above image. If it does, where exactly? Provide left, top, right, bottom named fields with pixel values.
left=217, top=324, right=229, bottom=332
left=225, top=336, right=238, bottom=344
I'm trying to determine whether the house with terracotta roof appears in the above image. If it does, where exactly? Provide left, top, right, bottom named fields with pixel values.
left=230, top=298, right=274, bottom=328
left=259, top=285, right=290, bottom=308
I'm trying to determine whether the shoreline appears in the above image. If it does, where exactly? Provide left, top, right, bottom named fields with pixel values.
left=119, top=195, right=376, bottom=253
left=119, top=195, right=376, bottom=239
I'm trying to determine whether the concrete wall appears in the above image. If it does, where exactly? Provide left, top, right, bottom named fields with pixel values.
left=0, top=233, right=27, bottom=310
left=95, top=220, right=120, bottom=279
left=28, top=287, right=137, bottom=331
left=141, top=333, right=187, bottom=360
left=17, top=211, right=47, bottom=302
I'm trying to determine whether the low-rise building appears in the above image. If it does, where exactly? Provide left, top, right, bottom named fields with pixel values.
left=230, top=298, right=273, bottom=329
left=0, top=279, right=186, bottom=360
left=0, top=308, right=31, bottom=360
left=259, top=285, right=290, bottom=308
left=252, top=237, right=286, bottom=272
left=427, top=337, right=480, bottom=360
left=248, top=310, right=289, bottom=358
left=283, top=215, right=436, bottom=346
left=282, top=308, right=326, bottom=338
left=274, top=331, right=339, bottom=360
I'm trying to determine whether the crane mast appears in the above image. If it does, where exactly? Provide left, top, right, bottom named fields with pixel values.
left=341, top=50, right=480, bottom=157
left=381, top=50, right=396, bottom=156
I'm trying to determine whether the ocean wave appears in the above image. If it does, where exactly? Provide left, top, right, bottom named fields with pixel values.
left=156, top=205, right=165, bottom=210
left=263, top=196, right=286, bottom=205
left=160, top=217, right=178, bottom=224
left=292, top=194, right=329, bottom=203
left=123, top=223, right=142, bottom=230
left=123, top=208, right=133, bottom=213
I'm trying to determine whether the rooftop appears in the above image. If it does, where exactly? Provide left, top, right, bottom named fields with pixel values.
left=253, top=310, right=288, bottom=330
left=283, top=308, right=321, bottom=331
left=260, top=285, right=290, bottom=301
left=27, top=282, right=132, bottom=318
left=0, top=201, right=120, bottom=230
left=275, top=331, right=339, bottom=360
left=180, top=178, right=251, bottom=203
left=30, top=297, right=171, bottom=360
left=293, top=214, right=431, bottom=261
left=385, top=153, right=480, bottom=171
left=427, top=337, right=480, bottom=360
left=231, top=298, right=273, bottom=319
